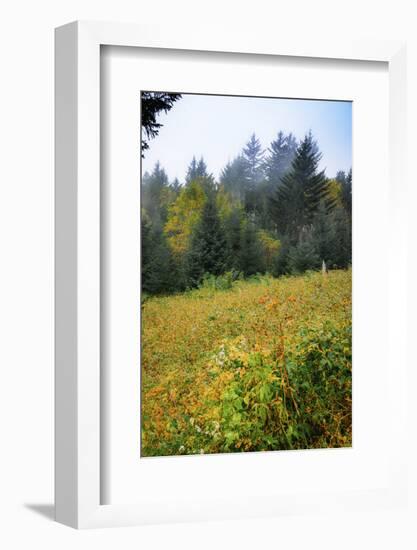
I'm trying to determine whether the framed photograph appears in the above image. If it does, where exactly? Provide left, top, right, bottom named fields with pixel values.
left=55, top=21, right=407, bottom=528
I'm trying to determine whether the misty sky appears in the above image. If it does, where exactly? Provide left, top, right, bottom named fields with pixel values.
left=142, top=93, right=352, bottom=182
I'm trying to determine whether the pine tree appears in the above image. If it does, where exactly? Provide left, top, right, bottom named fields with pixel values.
left=264, top=131, right=297, bottom=187
left=241, top=133, right=265, bottom=218
left=287, top=241, right=320, bottom=274
left=287, top=228, right=320, bottom=274
left=311, top=202, right=338, bottom=266
left=339, top=168, right=352, bottom=220
left=331, top=206, right=352, bottom=268
left=242, top=133, right=264, bottom=185
left=141, top=92, right=181, bottom=157
left=243, top=132, right=298, bottom=229
left=142, top=217, right=177, bottom=294
left=141, top=161, right=170, bottom=228
left=224, top=207, right=243, bottom=271
left=310, top=200, right=352, bottom=270
left=185, top=156, right=215, bottom=195
left=335, top=170, right=346, bottom=185
left=170, top=177, right=181, bottom=193
left=239, top=221, right=265, bottom=276
left=185, top=156, right=199, bottom=184
left=185, top=156, right=214, bottom=184
left=141, top=214, right=153, bottom=291
left=197, top=157, right=209, bottom=178
left=220, top=155, right=247, bottom=202
left=270, top=132, right=331, bottom=241
left=185, top=197, right=228, bottom=287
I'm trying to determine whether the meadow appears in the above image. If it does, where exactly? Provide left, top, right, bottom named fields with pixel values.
left=141, top=269, right=352, bottom=457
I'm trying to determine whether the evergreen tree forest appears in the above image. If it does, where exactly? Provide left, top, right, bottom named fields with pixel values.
left=141, top=130, right=352, bottom=295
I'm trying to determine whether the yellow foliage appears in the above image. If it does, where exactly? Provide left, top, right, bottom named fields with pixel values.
left=327, top=178, right=343, bottom=206
left=164, top=181, right=206, bottom=255
left=141, top=270, right=351, bottom=456
left=257, top=230, right=280, bottom=271
left=216, top=186, right=234, bottom=220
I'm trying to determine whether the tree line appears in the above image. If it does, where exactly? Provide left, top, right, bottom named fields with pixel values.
left=142, top=131, right=352, bottom=295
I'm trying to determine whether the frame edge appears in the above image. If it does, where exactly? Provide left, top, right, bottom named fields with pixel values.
left=55, top=21, right=79, bottom=529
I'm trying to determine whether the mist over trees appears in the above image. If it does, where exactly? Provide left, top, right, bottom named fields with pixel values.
left=141, top=129, right=352, bottom=295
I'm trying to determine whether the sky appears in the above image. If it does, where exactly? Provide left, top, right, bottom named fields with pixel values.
left=142, top=93, right=352, bottom=182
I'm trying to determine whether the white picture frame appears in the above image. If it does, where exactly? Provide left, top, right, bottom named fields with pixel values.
left=55, top=20, right=407, bottom=529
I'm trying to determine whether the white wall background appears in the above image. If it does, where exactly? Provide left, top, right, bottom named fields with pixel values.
left=0, top=0, right=416, bottom=548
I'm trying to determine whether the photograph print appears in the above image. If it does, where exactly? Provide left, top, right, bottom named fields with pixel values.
left=140, top=91, right=352, bottom=457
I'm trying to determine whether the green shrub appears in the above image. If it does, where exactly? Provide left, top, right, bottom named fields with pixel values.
left=287, top=240, right=320, bottom=274
left=218, top=321, right=352, bottom=452
left=199, top=271, right=239, bottom=291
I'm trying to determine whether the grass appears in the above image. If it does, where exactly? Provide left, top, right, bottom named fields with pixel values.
left=141, top=269, right=352, bottom=456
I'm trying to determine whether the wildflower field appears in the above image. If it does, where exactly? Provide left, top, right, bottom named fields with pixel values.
left=141, top=269, right=352, bottom=457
